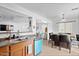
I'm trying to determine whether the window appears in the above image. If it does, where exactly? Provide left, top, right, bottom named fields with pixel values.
left=65, top=23, right=72, bottom=33
left=59, top=22, right=72, bottom=33
left=59, top=23, right=65, bottom=33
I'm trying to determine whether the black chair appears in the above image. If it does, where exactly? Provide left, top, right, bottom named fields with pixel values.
left=59, top=35, right=71, bottom=53
left=48, top=33, right=53, bottom=44
left=49, top=33, right=52, bottom=40
left=51, top=34, right=59, bottom=48
left=76, top=34, right=79, bottom=48
left=49, top=33, right=53, bottom=39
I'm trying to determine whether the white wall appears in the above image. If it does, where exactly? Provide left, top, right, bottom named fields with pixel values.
left=0, top=15, right=29, bottom=38
left=0, top=15, right=28, bottom=32
left=51, top=18, right=59, bottom=34
left=0, top=4, right=53, bottom=39
left=0, top=4, right=53, bottom=33
left=47, top=21, right=53, bottom=39
left=76, top=17, right=79, bottom=34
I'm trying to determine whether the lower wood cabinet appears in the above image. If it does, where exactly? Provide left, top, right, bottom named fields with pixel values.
left=26, top=40, right=34, bottom=56
left=9, top=42, right=26, bottom=56
left=0, top=46, right=9, bottom=56
left=0, top=39, right=34, bottom=56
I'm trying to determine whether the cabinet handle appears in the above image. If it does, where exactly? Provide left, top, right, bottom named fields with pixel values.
left=27, top=46, right=28, bottom=54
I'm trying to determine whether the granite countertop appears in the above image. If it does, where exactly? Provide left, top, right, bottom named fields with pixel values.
left=0, top=39, right=27, bottom=47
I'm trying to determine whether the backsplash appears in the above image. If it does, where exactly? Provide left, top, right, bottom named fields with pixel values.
left=0, top=34, right=10, bottom=38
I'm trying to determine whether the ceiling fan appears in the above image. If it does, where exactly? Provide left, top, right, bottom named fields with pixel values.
left=72, top=7, right=79, bottom=11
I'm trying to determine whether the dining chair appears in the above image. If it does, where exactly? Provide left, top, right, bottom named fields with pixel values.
left=59, top=34, right=71, bottom=53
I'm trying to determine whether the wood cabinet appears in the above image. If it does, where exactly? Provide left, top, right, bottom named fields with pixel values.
left=0, top=39, right=34, bottom=56
left=9, top=42, right=26, bottom=56
left=0, top=46, right=9, bottom=56
left=26, top=40, right=34, bottom=56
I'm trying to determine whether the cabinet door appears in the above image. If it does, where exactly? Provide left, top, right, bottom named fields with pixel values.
left=27, top=40, right=34, bottom=56
left=10, top=48, right=24, bottom=56
left=27, top=44, right=33, bottom=55
left=0, top=46, right=9, bottom=56
left=10, top=42, right=26, bottom=56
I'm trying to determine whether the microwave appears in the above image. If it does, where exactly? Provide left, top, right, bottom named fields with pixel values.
left=0, top=24, right=13, bottom=31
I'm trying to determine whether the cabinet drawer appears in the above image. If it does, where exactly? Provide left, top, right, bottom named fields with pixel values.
left=0, top=46, right=9, bottom=52
left=10, top=42, right=26, bottom=52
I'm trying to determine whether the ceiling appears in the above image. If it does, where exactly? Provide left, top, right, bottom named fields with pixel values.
left=0, top=3, right=79, bottom=21
left=17, top=3, right=79, bottom=20
left=0, top=6, right=27, bottom=18
left=0, top=5, right=29, bottom=22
